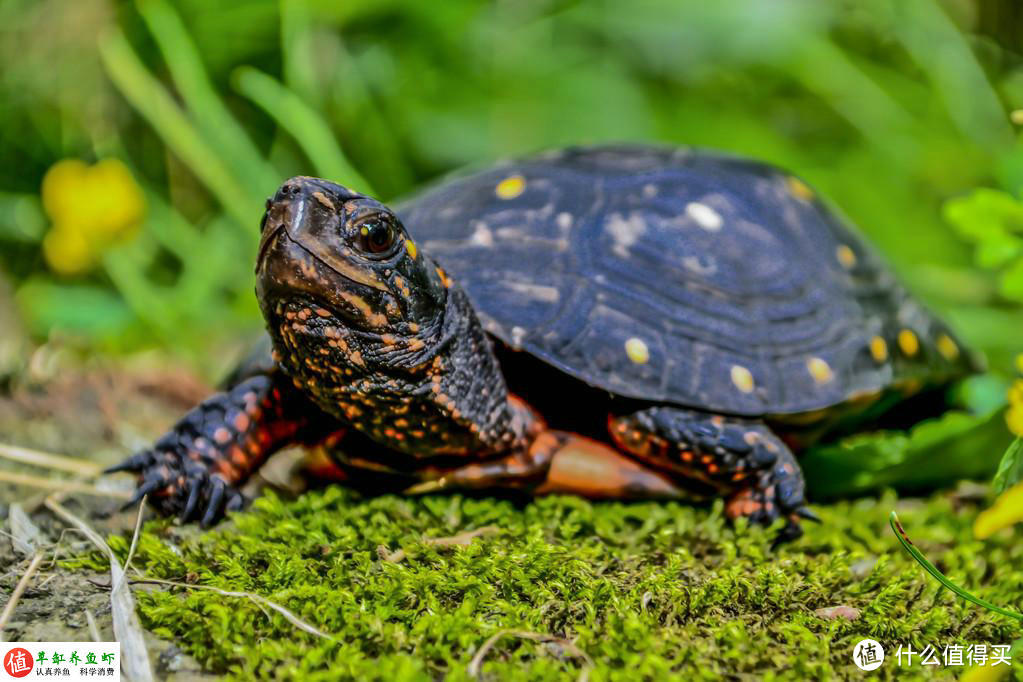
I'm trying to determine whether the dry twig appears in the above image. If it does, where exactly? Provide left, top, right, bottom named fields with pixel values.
left=44, top=496, right=153, bottom=682
left=0, top=442, right=101, bottom=477
left=0, top=552, right=45, bottom=637
left=0, top=470, right=130, bottom=499
left=378, top=525, right=500, bottom=563
left=127, top=577, right=335, bottom=641
left=468, top=629, right=593, bottom=681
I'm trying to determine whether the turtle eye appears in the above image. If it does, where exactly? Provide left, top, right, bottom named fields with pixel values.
left=356, top=218, right=397, bottom=255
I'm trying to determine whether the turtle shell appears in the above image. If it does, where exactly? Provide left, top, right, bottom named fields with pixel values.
left=396, top=144, right=978, bottom=417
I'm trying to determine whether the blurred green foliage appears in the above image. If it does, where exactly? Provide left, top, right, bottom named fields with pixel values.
left=1, top=0, right=1023, bottom=379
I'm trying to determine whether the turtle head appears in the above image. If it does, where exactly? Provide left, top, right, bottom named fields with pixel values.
left=256, top=177, right=450, bottom=374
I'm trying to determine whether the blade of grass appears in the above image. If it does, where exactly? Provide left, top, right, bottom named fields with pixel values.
left=790, top=37, right=918, bottom=159
left=101, top=239, right=180, bottom=343
left=97, top=29, right=259, bottom=231
left=280, top=0, right=322, bottom=106
left=232, top=66, right=375, bottom=193
left=889, top=511, right=1023, bottom=622
left=892, top=0, right=1013, bottom=151
left=136, top=0, right=279, bottom=195
left=279, top=2, right=412, bottom=193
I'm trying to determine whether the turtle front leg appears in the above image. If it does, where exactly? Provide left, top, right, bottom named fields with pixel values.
left=106, top=373, right=342, bottom=525
left=609, top=408, right=816, bottom=544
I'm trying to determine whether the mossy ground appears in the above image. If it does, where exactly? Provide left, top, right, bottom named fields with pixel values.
left=74, top=485, right=1021, bottom=681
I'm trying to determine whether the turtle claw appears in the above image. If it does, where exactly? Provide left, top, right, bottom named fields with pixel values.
left=108, top=445, right=244, bottom=526
left=104, top=450, right=153, bottom=475
left=121, top=475, right=165, bottom=511
left=201, top=478, right=227, bottom=528
left=225, top=492, right=246, bottom=513
left=180, top=478, right=203, bottom=523
left=771, top=519, right=805, bottom=549
left=727, top=471, right=810, bottom=547
left=795, top=506, right=821, bottom=523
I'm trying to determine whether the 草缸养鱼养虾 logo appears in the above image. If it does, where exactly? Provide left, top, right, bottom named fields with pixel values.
left=3, top=648, right=34, bottom=678
left=0, top=643, right=119, bottom=680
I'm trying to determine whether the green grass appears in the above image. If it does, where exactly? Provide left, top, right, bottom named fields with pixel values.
left=75, top=487, right=1021, bottom=680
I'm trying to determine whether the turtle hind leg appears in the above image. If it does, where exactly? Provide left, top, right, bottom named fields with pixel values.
left=608, top=407, right=816, bottom=545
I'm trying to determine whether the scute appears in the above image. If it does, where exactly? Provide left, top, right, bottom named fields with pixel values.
left=396, top=144, right=977, bottom=416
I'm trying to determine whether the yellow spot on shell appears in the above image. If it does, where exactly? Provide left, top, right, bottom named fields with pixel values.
left=625, top=337, right=649, bottom=365
left=936, top=333, right=959, bottom=361
left=898, top=329, right=919, bottom=357
left=730, top=365, right=755, bottom=394
left=806, top=357, right=834, bottom=384
left=786, top=176, right=814, bottom=201
left=869, top=336, right=888, bottom=363
left=405, top=239, right=418, bottom=260
left=836, top=244, right=857, bottom=269
left=495, top=175, right=526, bottom=200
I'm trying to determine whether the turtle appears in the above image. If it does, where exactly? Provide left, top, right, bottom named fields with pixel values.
left=107, top=144, right=980, bottom=543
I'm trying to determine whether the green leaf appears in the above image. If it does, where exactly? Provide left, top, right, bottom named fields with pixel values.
left=975, top=233, right=1023, bottom=269
left=992, top=438, right=1023, bottom=495
left=15, top=278, right=133, bottom=337
left=943, top=188, right=1023, bottom=243
left=801, top=396, right=1012, bottom=499
left=998, top=256, right=1023, bottom=302
left=0, top=192, right=45, bottom=242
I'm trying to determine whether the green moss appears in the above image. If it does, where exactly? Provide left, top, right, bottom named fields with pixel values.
left=90, top=488, right=1021, bottom=680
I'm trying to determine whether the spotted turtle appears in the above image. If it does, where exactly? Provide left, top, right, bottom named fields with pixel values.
left=109, top=144, right=979, bottom=543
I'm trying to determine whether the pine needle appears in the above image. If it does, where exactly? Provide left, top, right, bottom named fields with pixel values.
left=889, top=511, right=1023, bottom=622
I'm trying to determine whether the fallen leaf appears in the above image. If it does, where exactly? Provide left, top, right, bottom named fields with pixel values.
left=814, top=606, right=861, bottom=621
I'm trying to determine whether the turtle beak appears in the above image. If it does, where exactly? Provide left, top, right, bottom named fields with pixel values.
left=257, top=177, right=389, bottom=292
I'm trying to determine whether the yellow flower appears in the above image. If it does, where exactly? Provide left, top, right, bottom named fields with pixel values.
left=1007, top=362, right=1023, bottom=436
left=42, top=225, right=94, bottom=276
left=960, top=663, right=1010, bottom=682
left=973, top=481, right=1023, bottom=539
left=40, top=158, right=145, bottom=275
